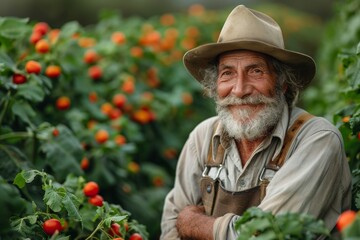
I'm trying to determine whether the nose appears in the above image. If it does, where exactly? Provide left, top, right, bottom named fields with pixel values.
left=231, top=73, right=252, bottom=98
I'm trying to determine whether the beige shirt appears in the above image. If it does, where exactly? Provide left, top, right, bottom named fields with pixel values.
left=160, top=106, right=352, bottom=239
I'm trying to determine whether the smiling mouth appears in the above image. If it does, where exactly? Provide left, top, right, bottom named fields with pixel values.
left=228, top=103, right=264, bottom=109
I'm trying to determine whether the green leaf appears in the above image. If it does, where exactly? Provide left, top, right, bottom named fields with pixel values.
left=16, top=81, right=46, bottom=103
left=355, top=192, right=360, bottom=209
left=12, top=100, right=36, bottom=126
left=343, top=215, right=360, bottom=237
left=62, top=192, right=82, bottom=222
left=13, top=172, right=26, bottom=188
left=27, top=215, right=38, bottom=225
left=40, top=125, right=83, bottom=181
left=60, top=21, right=82, bottom=38
left=10, top=217, right=33, bottom=237
left=0, top=52, right=16, bottom=69
left=104, top=215, right=127, bottom=227
left=43, top=186, right=64, bottom=212
left=350, top=116, right=360, bottom=134
left=22, top=169, right=40, bottom=183
left=0, top=17, right=30, bottom=39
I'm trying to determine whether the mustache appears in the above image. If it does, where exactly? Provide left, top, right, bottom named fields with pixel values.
left=216, top=94, right=277, bottom=107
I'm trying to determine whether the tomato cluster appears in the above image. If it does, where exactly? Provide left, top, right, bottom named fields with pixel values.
left=83, top=181, right=103, bottom=207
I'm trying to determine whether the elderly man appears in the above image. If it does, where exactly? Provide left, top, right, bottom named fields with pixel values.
left=160, top=5, right=352, bottom=240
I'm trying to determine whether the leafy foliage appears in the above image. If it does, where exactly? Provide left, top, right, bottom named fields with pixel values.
left=235, top=208, right=329, bottom=240
left=315, top=0, right=360, bottom=210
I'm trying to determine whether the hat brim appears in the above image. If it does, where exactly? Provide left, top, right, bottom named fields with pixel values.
left=183, top=40, right=316, bottom=88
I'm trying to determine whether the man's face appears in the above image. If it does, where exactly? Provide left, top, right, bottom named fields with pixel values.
left=215, top=50, right=286, bottom=140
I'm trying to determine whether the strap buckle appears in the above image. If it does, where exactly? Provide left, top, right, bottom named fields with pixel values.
left=259, top=164, right=280, bottom=182
left=202, top=164, right=224, bottom=179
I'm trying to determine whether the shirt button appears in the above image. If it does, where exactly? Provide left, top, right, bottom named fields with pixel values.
left=239, top=179, right=246, bottom=187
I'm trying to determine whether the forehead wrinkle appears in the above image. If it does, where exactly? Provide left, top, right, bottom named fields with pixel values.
left=218, top=58, right=268, bottom=71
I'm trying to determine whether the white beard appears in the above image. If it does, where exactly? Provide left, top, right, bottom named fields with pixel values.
left=216, top=90, right=286, bottom=141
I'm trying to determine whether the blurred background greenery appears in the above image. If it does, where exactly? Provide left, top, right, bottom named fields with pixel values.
left=1, top=0, right=335, bottom=27
left=2, top=0, right=359, bottom=239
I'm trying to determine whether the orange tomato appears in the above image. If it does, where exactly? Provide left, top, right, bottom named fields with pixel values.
left=121, top=78, right=135, bottom=94
left=111, top=31, right=126, bottom=45
left=342, top=116, right=351, bottom=123
left=114, top=135, right=126, bottom=145
left=130, top=46, right=143, bottom=58
left=101, top=102, right=113, bottom=115
left=56, top=96, right=71, bottom=110
left=45, top=65, right=61, bottom=78
left=95, top=129, right=109, bottom=144
left=25, top=60, right=42, bottom=74
left=336, top=210, right=357, bottom=231
left=35, top=39, right=50, bottom=53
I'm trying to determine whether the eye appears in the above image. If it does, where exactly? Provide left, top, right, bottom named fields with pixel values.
left=248, top=67, right=265, bottom=78
left=219, top=70, right=234, bottom=80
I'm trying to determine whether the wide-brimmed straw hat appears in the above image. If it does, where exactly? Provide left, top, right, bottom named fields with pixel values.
left=183, top=5, right=316, bottom=88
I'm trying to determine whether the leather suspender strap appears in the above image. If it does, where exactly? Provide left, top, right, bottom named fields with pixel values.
left=206, top=122, right=224, bottom=167
left=267, top=112, right=314, bottom=169
left=259, top=112, right=314, bottom=200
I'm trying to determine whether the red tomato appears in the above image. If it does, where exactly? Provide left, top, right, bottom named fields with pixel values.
left=88, top=65, right=102, bottom=80
left=12, top=73, right=27, bottom=84
left=33, top=22, right=49, bottom=36
left=52, top=128, right=59, bottom=137
left=108, top=223, right=121, bottom=237
left=80, top=157, right=90, bottom=170
left=112, top=93, right=127, bottom=108
left=43, top=219, right=62, bottom=235
left=83, top=181, right=99, bottom=197
left=88, top=194, right=103, bottom=207
left=129, top=233, right=143, bottom=240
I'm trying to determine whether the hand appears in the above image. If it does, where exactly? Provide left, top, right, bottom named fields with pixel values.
left=176, top=205, right=215, bottom=240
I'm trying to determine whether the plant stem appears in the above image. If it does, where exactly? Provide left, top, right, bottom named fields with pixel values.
left=0, top=91, right=11, bottom=126
left=85, top=220, right=104, bottom=240
left=0, top=131, right=32, bottom=141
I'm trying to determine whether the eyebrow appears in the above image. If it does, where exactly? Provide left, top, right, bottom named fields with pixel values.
left=218, top=64, right=233, bottom=71
left=218, top=62, right=268, bottom=71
